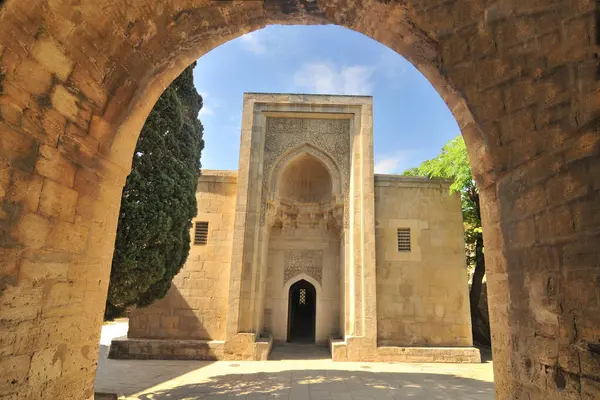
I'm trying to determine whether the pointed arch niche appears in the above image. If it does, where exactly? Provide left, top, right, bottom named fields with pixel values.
left=266, top=144, right=344, bottom=232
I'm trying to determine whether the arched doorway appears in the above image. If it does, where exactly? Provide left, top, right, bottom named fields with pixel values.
left=287, top=280, right=317, bottom=344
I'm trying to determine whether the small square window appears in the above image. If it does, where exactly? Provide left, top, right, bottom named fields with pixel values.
left=397, top=228, right=411, bottom=252
left=194, top=221, right=209, bottom=245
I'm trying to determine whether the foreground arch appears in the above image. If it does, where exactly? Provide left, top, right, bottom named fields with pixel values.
left=0, top=1, right=597, bottom=399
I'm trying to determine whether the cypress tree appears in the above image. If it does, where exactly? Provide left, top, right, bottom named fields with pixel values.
left=105, top=63, right=204, bottom=320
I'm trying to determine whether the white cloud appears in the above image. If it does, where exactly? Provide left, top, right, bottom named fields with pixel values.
left=374, top=151, right=417, bottom=174
left=374, top=157, right=401, bottom=174
left=239, top=32, right=267, bottom=55
left=293, top=62, right=374, bottom=95
left=198, top=91, right=215, bottom=118
left=199, top=106, right=213, bottom=117
left=377, top=50, right=408, bottom=81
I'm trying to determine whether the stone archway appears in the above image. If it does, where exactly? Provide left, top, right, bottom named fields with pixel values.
left=0, top=1, right=597, bottom=399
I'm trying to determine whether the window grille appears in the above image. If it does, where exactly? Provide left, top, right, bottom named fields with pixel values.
left=397, top=228, right=411, bottom=252
left=194, top=221, right=209, bottom=245
left=299, top=288, right=306, bottom=305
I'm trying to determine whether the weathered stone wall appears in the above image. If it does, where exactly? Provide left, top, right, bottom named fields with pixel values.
left=375, top=175, right=472, bottom=347
left=0, top=0, right=597, bottom=398
left=128, top=171, right=236, bottom=340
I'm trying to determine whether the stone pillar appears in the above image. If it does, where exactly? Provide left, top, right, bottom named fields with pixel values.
left=360, top=102, right=378, bottom=344
left=0, top=5, right=132, bottom=397
left=225, top=96, right=259, bottom=341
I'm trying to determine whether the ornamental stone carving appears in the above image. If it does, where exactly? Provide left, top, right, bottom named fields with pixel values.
left=283, top=249, right=323, bottom=285
left=261, top=117, right=351, bottom=226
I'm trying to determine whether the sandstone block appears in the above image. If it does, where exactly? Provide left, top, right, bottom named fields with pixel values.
left=0, top=355, right=30, bottom=395
left=19, top=252, right=69, bottom=283
left=31, top=37, right=73, bottom=81
left=571, top=191, right=600, bottom=233
left=504, top=79, right=536, bottom=112
left=89, top=116, right=113, bottom=146
left=35, top=145, right=77, bottom=187
left=27, top=347, right=63, bottom=388
left=51, top=85, right=79, bottom=120
left=46, top=220, right=89, bottom=254
left=565, top=131, right=600, bottom=164
left=69, top=65, right=107, bottom=109
left=0, top=123, right=39, bottom=169
left=0, top=248, right=22, bottom=279
left=0, top=281, right=44, bottom=322
left=13, top=58, right=53, bottom=96
left=65, top=122, right=99, bottom=153
left=42, top=282, right=76, bottom=317
left=7, top=170, right=43, bottom=213
left=14, top=212, right=50, bottom=249
left=544, top=166, right=590, bottom=206
left=39, top=178, right=78, bottom=222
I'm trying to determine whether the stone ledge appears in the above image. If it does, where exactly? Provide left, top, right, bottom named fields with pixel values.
left=108, top=337, right=225, bottom=360
left=109, top=335, right=274, bottom=361
left=375, top=346, right=481, bottom=363
left=374, top=174, right=453, bottom=188
left=329, top=337, right=481, bottom=363
left=198, top=170, right=238, bottom=184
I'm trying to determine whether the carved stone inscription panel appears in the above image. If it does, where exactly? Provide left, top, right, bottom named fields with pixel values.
left=284, top=249, right=323, bottom=285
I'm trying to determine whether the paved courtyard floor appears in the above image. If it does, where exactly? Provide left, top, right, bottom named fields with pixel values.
left=95, top=322, right=495, bottom=399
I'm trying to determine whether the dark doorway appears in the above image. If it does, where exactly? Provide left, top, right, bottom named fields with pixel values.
left=287, top=280, right=316, bottom=343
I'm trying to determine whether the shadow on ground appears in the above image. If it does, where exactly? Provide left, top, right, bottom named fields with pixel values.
left=268, top=344, right=331, bottom=360
left=96, top=345, right=214, bottom=396
left=129, top=369, right=493, bottom=399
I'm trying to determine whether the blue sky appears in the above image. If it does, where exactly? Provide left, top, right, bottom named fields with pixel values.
left=193, top=25, right=460, bottom=174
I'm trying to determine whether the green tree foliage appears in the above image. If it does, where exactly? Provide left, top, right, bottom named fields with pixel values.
left=404, top=136, right=490, bottom=346
left=105, top=63, right=204, bottom=320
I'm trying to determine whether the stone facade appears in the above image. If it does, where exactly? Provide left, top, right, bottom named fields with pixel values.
left=374, top=175, right=472, bottom=347
left=0, top=1, right=597, bottom=399
left=111, top=93, right=478, bottom=363
left=128, top=171, right=237, bottom=341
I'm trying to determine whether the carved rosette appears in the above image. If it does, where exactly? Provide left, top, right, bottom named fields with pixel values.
left=283, top=249, right=323, bottom=285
